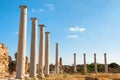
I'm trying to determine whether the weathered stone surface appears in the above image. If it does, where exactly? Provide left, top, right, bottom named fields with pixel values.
left=9, top=52, right=29, bottom=74
left=0, top=43, right=9, bottom=73
left=25, top=56, right=29, bottom=73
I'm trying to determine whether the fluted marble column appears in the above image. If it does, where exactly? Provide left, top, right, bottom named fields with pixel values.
left=104, top=53, right=108, bottom=73
left=38, top=24, right=45, bottom=78
left=94, top=53, right=98, bottom=73
left=45, top=32, right=50, bottom=77
left=84, top=53, right=87, bottom=74
left=16, top=5, right=27, bottom=79
left=55, top=43, right=59, bottom=74
left=74, top=53, right=77, bottom=72
left=30, top=18, right=37, bottom=77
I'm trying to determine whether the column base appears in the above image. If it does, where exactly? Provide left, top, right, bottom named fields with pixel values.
left=29, top=74, right=36, bottom=77
left=60, top=71, right=63, bottom=74
left=95, top=72, right=98, bottom=74
left=37, top=74, right=45, bottom=79
left=16, top=75, right=24, bottom=79
left=74, top=70, right=77, bottom=73
left=45, top=74, right=49, bottom=77
left=29, top=76, right=38, bottom=80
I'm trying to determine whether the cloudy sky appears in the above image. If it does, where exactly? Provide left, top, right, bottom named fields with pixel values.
left=0, top=0, right=120, bottom=65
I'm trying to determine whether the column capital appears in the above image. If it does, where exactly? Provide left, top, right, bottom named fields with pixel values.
left=39, top=24, right=45, bottom=27
left=19, top=5, right=27, bottom=9
left=74, top=53, right=76, bottom=55
left=104, top=53, right=107, bottom=55
left=31, top=18, right=38, bottom=21
left=45, top=32, right=50, bottom=34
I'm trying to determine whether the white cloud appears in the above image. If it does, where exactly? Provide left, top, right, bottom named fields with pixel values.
left=69, top=26, right=86, bottom=32
left=13, top=32, right=19, bottom=35
left=38, top=9, right=45, bottom=12
left=31, top=8, right=45, bottom=13
left=44, top=4, right=54, bottom=10
left=15, top=32, right=19, bottom=34
left=67, top=35, right=78, bottom=39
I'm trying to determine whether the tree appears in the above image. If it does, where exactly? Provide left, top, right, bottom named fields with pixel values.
left=108, top=62, right=119, bottom=68
left=88, top=63, right=94, bottom=72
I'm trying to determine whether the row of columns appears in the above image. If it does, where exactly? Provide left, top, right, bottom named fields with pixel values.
left=16, top=5, right=109, bottom=79
left=16, top=5, right=53, bottom=79
left=74, top=53, right=108, bottom=74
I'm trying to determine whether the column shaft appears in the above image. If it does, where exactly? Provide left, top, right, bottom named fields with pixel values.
left=84, top=53, right=87, bottom=74
left=60, top=57, right=62, bottom=66
left=38, top=25, right=45, bottom=78
left=94, top=53, right=98, bottom=73
left=74, top=53, right=77, bottom=72
left=104, top=53, right=108, bottom=73
left=45, top=32, right=50, bottom=76
left=16, top=5, right=27, bottom=79
left=59, top=57, right=63, bottom=73
left=55, top=43, right=59, bottom=74
left=30, top=18, right=37, bottom=77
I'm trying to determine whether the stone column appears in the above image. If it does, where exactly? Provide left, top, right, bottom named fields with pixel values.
left=60, top=57, right=62, bottom=67
left=59, top=57, right=63, bottom=73
left=45, top=32, right=50, bottom=77
left=55, top=43, right=59, bottom=74
left=38, top=24, right=45, bottom=78
left=30, top=18, right=38, bottom=77
left=84, top=53, right=87, bottom=74
left=16, top=5, right=27, bottom=79
left=94, top=53, right=98, bottom=73
left=104, top=53, right=108, bottom=73
left=74, top=53, right=77, bottom=72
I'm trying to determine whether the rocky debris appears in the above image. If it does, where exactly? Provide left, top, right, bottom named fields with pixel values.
left=25, top=56, right=29, bottom=73
left=0, top=43, right=9, bottom=73
left=63, top=65, right=73, bottom=73
left=8, top=52, right=29, bottom=74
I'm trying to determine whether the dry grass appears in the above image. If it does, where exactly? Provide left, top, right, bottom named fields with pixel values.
left=45, top=73, right=120, bottom=80
left=45, top=74, right=85, bottom=80
left=1, top=73, right=120, bottom=80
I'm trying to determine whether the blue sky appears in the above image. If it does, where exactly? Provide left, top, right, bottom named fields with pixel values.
left=0, top=0, right=120, bottom=65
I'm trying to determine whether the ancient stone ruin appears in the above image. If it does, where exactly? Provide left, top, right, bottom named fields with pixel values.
left=0, top=43, right=9, bottom=73
left=1, top=5, right=120, bottom=80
